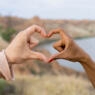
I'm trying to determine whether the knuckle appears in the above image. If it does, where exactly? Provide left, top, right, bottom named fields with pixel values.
left=33, top=25, right=41, bottom=29
left=30, top=25, right=38, bottom=31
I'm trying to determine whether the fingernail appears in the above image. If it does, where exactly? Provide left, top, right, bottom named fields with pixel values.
left=48, top=59, right=53, bottom=63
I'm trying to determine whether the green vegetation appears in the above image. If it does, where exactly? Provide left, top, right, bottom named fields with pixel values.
left=0, top=79, right=8, bottom=94
left=0, top=26, right=4, bottom=35
left=0, top=26, right=17, bottom=42
left=0, top=79, right=15, bottom=95
left=1, top=28, right=16, bottom=42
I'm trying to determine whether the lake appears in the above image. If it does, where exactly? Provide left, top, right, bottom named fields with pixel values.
left=40, top=37, right=95, bottom=72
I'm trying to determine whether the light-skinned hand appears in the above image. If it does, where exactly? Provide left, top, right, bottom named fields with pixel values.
left=5, top=25, right=48, bottom=64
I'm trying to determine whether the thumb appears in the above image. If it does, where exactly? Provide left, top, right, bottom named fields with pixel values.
left=48, top=51, right=65, bottom=63
left=48, top=53, right=60, bottom=63
left=28, top=51, right=48, bottom=63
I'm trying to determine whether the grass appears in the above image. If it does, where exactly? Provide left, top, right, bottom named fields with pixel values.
left=8, top=75, right=95, bottom=95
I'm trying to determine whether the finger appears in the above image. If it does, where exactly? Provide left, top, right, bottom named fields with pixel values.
left=30, top=37, right=39, bottom=44
left=25, top=25, right=47, bottom=37
left=48, top=29, right=70, bottom=42
left=48, top=29, right=65, bottom=38
left=53, top=40, right=64, bottom=52
left=29, top=37, right=39, bottom=49
left=30, top=37, right=39, bottom=48
left=29, top=51, right=48, bottom=63
left=48, top=53, right=60, bottom=63
left=48, top=51, right=65, bottom=63
left=29, top=43, right=38, bottom=49
left=48, top=29, right=71, bottom=49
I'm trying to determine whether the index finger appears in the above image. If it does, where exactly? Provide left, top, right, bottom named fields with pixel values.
left=24, top=25, right=47, bottom=37
left=48, top=29, right=69, bottom=39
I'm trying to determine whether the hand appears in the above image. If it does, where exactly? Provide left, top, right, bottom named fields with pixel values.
left=5, top=25, right=48, bottom=64
left=47, top=29, right=90, bottom=63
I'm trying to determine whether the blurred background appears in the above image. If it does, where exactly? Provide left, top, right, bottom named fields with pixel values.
left=0, top=0, right=95, bottom=95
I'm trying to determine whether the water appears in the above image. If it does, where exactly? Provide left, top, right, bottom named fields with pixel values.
left=40, top=37, right=95, bottom=72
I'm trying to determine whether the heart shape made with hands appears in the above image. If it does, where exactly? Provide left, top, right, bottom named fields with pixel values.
left=25, top=27, right=66, bottom=63
left=29, top=27, right=79, bottom=63
left=25, top=25, right=75, bottom=64
left=6, top=25, right=82, bottom=65
left=32, top=28, right=71, bottom=63
left=33, top=28, right=84, bottom=63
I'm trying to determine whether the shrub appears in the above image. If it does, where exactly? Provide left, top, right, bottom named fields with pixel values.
left=0, top=79, right=15, bottom=95
left=1, top=28, right=16, bottom=42
left=0, top=79, right=8, bottom=94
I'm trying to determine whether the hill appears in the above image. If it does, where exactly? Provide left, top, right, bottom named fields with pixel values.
left=0, top=16, right=95, bottom=41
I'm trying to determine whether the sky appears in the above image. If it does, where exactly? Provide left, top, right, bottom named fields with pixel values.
left=0, top=0, right=95, bottom=19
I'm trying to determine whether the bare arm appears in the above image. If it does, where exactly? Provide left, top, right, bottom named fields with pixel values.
left=47, top=29, right=95, bottom=88
left=80, top=57, right=95, bottom=87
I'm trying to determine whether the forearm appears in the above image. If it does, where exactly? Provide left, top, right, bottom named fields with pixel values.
left=80, top=56, right=95, bottom=88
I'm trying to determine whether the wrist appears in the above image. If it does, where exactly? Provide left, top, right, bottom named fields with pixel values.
left=79, top=54, right=94, bottom=65
left=4, top=49, right=15, bottom=65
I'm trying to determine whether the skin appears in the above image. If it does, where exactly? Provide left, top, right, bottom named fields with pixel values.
left=47, top=29, right=95, bottom=88
left=5, top=26, right=95, bottom=88
left=5, top=25, right=48, bottom=64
